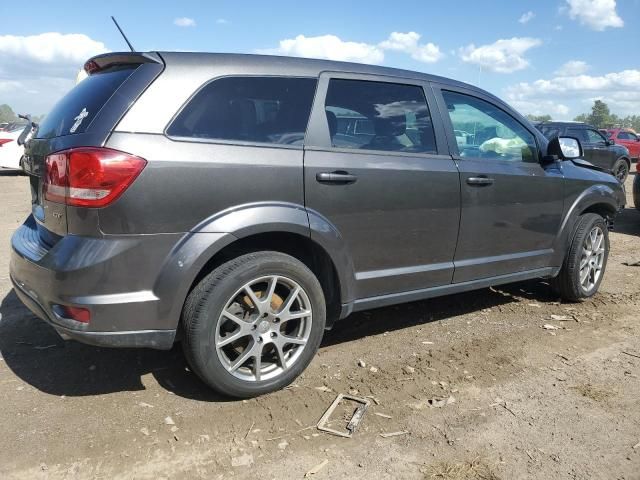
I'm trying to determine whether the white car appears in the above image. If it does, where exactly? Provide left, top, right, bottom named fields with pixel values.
left=0, top=124, right=29, bottom=170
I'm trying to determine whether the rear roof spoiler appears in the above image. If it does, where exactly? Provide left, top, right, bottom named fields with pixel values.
left=84, top=52, right=162, bottom=75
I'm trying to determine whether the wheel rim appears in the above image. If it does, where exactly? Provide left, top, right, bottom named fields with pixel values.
left=215, top=275, right=313, bottom=382
left=615, top=163, right=627, bottom=182
left=579, top=226, right=606, bottom=292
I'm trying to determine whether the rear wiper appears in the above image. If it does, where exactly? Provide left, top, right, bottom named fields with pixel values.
left=17, top=114, right=37, bottom=146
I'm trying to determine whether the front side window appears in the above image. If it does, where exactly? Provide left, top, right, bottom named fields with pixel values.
left=586, top=129, right=607, bottom=144
left=167, top=77, right=317, bottom=146
left=324, top=79, right=437, bottom=153
left=442, top=91, right=537, bottom=162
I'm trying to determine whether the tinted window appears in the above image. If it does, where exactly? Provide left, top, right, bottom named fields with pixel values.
left=324, top=79, right=436, bottom=153
left=442, top=91, right=537, bottom=162
left=36, top=66, right=137, bottom=139
left=618, top=131, right=637, bottom=140
left=586, top=129, right=606, bottom=143
left=567, top=128, right=588, bottom=143
left=537, top=125, right=560, bottom=139
left=167, top=77, right=317, bottom=146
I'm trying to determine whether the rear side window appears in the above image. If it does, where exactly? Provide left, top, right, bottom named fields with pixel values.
left=324, top=79, right=437, bottom=153
left=567, top=128, right=588, bottom=143
left=167, top=77, right=317, bottom=146
left=36, top=66, right=137, bottom=139
left=618, top=131, right=637, bottom=140
left=537, top=125, right=560, bottom=139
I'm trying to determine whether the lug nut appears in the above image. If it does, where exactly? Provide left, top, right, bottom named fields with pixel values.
left=270, top=332, right=277, bottom=338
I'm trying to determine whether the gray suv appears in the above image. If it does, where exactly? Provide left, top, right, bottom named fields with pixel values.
left=11, top=52, right=625, bottom=397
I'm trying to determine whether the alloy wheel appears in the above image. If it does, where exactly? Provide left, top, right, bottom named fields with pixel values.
left=579, top=226, right=605, bottom=292
left=215, top=275, right=313, bottom=382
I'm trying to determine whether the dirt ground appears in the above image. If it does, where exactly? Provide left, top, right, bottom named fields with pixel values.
left=0, top=170, right=638, bottom=480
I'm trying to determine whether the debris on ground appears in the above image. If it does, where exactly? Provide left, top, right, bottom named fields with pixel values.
left=380, top=431, right=409, bottom=438
left=428, top=396, right=456, bottom=408
left=543, top=324, right=561, bottom=330
left=304, top=459, right=328, bottom=477
left=138, top=402, right=154, bottom=408
left=317, top=394, right=370, bottom=438
left=373, top=412, right=392, bottom=419
left=403, top=366, right=415, bottom=374
left=369, top=366, right=378, bottom=373
left=139, top=427, right=149, bottom=436
left=633, top=442, right=640, bottom=450
left=623, top=261, right=640, bottom=267
left=231, top=453, right=254, bottom=467
left=164, top=416, right=175, bottom=426
left=550, top=315, right=571, bottom=321
left=622, top=351, right=640, bottom=359
left=315, top=386, right=333, bottom=393
left=357, top=359, right=366, bottom=368
left=278, top=440, right=289, bottom=450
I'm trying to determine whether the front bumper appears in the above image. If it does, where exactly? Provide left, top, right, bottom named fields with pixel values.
left=633, top=173, right=640, bottom=209
left=10, top=216, right=180, bottom=350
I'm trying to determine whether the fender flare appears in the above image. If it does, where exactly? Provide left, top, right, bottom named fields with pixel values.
left=551, top=184, right=619, bottom=265
left=152, top=202, right=356, bottom=329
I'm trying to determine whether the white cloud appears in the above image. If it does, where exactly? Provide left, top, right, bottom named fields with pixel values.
left=260, top=32, right=444, bottom=65
left=379, top=31, right=443, bottom=63
left=260, top=34, right=385, bottom=64
left=459, top=37, right=542, bottom=73
left=506, top=69, right=640, bottom=116
left=0, top=32, right=108, bottom=115
left=0, top=32, right=107, bottom=66
left=174, top=17, right=196, bottom=27
left=216, top=18, right=230, bottom=25
left=565, top=0, right=623, bottom=31
left=518, top=11, right=535, bottom=24
left=555, top=60, right=590, bottom=76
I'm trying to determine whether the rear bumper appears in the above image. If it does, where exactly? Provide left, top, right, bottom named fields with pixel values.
left=11, top=276, right=174, bottom=348
left=10, top=216, right=181, bottom=350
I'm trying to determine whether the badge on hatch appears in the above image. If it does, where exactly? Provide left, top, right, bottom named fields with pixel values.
left=70, top=108, right=89, bottom=133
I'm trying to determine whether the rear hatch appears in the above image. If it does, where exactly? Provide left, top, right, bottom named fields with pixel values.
left=22, top=52, right=163, bottom=244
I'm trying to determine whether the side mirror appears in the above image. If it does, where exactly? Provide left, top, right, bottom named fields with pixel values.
left=606, top=139, right=615, bottom=146
left=547, top=136, right=583, bottom=161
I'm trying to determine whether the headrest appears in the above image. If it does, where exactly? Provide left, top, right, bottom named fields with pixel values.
left=374, top=116, right=405, bottom=137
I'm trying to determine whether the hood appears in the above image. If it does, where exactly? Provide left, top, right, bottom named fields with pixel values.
left=570, top=158, right=609, bottom=174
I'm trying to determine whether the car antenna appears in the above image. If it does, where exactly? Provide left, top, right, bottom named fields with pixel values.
left=111, top=16, right=136, bottom=52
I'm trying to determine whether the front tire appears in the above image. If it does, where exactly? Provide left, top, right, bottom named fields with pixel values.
left=612, top=158, right=629, bottom=184
left=182, top=251, right=326, bottom=398
left=552, top=213, right=609, bottom=302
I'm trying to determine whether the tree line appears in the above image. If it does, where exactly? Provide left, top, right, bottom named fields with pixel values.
left=0, top=104, right=44, bottom=124
left=526, top=100, right=640, bottom=131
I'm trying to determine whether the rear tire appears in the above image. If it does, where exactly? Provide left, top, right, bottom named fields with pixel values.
left=552, top=213, right=609, bottom=302
left=612, top=158, right=629, bottom=184
left=182, top=251, right=326, bottom=398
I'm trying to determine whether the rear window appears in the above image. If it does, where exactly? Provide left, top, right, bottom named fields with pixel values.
left=167, top=77, right=318, bottom=146
left=36, top=66, right=137, bottom=139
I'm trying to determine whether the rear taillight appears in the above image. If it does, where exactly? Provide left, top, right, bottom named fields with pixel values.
left=0, top=138, right=13, bottom=147
left=44, top=147, right=147, bottom=208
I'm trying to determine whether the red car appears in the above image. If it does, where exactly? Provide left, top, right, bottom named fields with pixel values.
left=605, top=129, right=640, bottom=160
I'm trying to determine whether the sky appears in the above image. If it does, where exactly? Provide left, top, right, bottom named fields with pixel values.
left=0, top=0, right=639, bottom=119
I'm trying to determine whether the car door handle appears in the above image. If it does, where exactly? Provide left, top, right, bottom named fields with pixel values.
left=466, top=176, right=494, bottom=186
left=316, top=171, right=357, bottom=184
